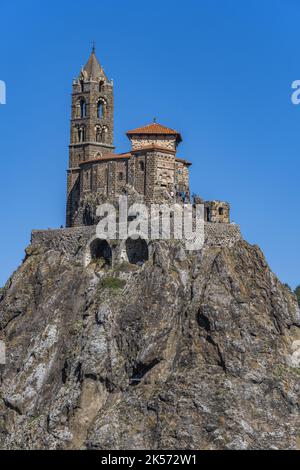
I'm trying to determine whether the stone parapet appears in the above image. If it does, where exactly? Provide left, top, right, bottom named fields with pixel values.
left=31, top=226, right=96, bottom=258
left=204, top=223, right=242, bottom=247
left=31, top=222, right=242, bottom=263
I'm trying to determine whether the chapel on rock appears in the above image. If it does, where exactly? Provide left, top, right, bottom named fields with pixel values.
left=66, top=47, right=230, bottom=228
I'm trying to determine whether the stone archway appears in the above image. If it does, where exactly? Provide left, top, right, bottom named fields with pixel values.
left=126, top=238, right=149, bottom=265
left=87, top=239, right=112, bottom=267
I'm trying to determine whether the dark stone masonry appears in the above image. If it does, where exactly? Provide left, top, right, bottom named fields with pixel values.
left=36, top=47, right=240, bottom=260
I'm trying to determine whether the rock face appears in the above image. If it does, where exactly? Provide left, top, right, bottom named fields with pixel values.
left=0, top=240, right=300, bottom=450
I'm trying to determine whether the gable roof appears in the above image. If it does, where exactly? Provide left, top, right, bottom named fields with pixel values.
left=126, top=122, right=182, bottom=143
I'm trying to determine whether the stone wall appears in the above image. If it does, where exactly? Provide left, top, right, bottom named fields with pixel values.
left=175, top=160, right=190, bottom=194
left=31, top=222, right=242, bottom=265
left=129, top=135, right=177, bottom=151
left=155, top=153, right=175, bottom=190
left=131, top=154, right=146, bottom=195
left=204, top=223, right=241, bottom=247
left=31, top=226, right=95, bottom=258
left=80, top=159, right=129, bottom=196
left=66, top=169, right=81, bottom=228
left=205, top=200, right=230, bottom=223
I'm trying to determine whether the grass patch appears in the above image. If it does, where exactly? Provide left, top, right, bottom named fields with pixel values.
left=101, top=277, right=126, bottom=290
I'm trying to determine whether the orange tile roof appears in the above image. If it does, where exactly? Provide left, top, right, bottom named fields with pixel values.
left=78, top=151, right=191, bottom=167
left=126, top=122, right=182, bottom=142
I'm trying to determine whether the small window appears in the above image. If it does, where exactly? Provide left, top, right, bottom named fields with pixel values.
left=206, top=207, right=210, bottom=222
left=80, top=99, right=87, bottom=118
left=101, top=127, right=108, bottom=142
left=118, top=172, right=124, bottom=181
left=99, top=80, right=104, bottom=92
left=95, top=126, right=101, bottom=142
left=97, top=101, right=104, bottom=119
left=78, top=127, right=85, bottom=142
left=218, top=207, right=224, bottom=216
left=139, top=161, right=145, bottom=171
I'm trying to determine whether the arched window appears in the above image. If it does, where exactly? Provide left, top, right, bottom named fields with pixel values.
left=99, top=80, right=104, bottom=92
left=76, top=100, right=81, bottom=118
left=97, top=100, right=104, bottom=119
left=78, top=127, right=85, bottom=142
left=95, top=126, right=101, bottom=142
left=101, top=126, right=107, bottom=143
left=118, top=172, right=124, bottom=181
left=80, top=99, right=87, bottom=118
left=139, top=161, right=145, bottom=171
left=80, top=80, right=84, bottom=92
left=218, top=207, right=224, bottom=216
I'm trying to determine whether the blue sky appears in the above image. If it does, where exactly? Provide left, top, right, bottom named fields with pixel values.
left=0, top=0, right=299, bottom=288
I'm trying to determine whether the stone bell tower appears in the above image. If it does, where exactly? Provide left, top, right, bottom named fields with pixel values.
left=66, top=46, right=114, bottom=227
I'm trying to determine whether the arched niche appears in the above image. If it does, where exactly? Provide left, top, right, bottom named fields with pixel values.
left=86, top=238, right=112, bottom=268
left=126, top=237, right=149, bottom=265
